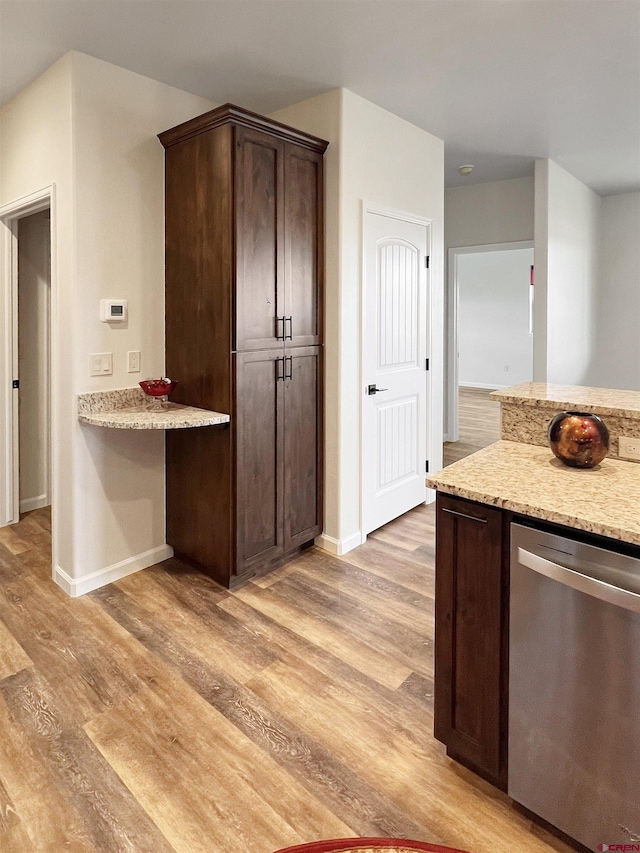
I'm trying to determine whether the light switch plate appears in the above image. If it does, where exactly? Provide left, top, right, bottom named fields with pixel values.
left=127, top=350, right=141, bottom=373
left=90, top=353, right=113, bottom=376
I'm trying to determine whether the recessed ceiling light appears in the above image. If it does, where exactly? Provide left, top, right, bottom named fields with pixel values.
left=458, top=164, right=475, bottom=176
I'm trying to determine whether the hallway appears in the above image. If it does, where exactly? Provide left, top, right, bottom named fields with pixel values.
left=443, top=387, right=501, bottom=467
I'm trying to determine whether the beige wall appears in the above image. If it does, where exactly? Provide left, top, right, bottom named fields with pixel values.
left=1, top=52, right=216, bottom=594
left=18, top=210, right=51, bottom=511
left=71, top=53, right=214, bottom=590
left=534, top=159, right=601, bottom=386
left=272, top=88, right=444, bottom=551
left=0, top=53, right=74, bottom=572
left=592, top=191, right=640, bottom=391
left=445, top=176, right=534, bottom=250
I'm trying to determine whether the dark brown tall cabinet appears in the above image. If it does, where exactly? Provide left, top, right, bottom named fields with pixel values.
left=159, top=105, right=328, bottom=588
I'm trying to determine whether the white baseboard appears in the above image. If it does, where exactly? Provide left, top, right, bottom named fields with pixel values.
left=458, top=381, right=509, bottom=390
left=315, top=530, right=365, bottom=556
left=20, top=494, right=49, bottom=513
left=54, top=544, right=174, bottom=598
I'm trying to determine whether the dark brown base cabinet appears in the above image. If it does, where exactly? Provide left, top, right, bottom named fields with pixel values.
left=160, top=105, right=328, bottom=588
left=235, top=347, right=322, bottom=577
left=434, top=493, right=510, bottom=788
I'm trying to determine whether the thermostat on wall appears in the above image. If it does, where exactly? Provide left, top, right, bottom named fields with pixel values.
left=100, top=299, right=128, bottom=323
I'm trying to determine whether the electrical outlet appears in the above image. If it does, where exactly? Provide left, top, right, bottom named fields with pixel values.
left=127, top=350, right=141, bottom=373
left=618, top=436, right=640, bottom=461
left=90, top=353, right=113, bottom=376
left=503, top=365, right=509, bottom=372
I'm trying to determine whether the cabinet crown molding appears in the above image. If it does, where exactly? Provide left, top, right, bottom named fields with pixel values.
left=159, top=102, right=330, bottom=153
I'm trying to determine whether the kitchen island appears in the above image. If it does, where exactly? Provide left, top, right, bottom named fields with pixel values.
left=427, top=383, right=640, bottom=851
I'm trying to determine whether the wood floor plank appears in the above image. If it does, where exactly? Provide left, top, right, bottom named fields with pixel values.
left=0, top=526, right=30, bottom=555
left=0, top=617, right=32, bottom=681
left=85, top=669, right=353, bottom=853
left=117, top=567, right=277, bottom=684
left=0, top=774, right=32, bottom=853
left=246, top=658, right=571, bottom=853
left=217, top=595, right=436, bottom=739
left=92, top=584, right=427, bottom=841
left=288, top=547, right=434, bottom=632
left=0, top=501, right=576, bottom=853
left=0, top=574, right=158, bottom=726
left=0, top=668, right=176, bottom=853
left=268, top=571, right=434, bottom=677
left=0, top=690, right=94, bottom=852
left=443, top=386, right=501, bottom=466
left=233, top=582, right=413, bottom=690
left=336, top=536, right=434, bottom=596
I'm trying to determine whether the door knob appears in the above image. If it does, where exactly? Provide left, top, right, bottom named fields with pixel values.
left=367, top=384, right=388, bottom=395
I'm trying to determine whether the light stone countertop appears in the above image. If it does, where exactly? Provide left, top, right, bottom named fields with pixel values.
left=79, top=404, right=230, bottom=430
left=491, top=382, right=640, bottom=419
left=77, top=388, right=229, bottom=430
left=428, top=440, right=640, bottom=547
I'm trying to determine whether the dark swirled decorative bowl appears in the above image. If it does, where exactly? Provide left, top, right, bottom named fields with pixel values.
left=547, top=411, right=609, bottom=468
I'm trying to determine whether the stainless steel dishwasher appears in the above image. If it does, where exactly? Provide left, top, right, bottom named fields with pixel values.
left=509, top=522, right=640, bottom=852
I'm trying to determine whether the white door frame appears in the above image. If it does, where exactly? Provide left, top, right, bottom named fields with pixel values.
left=446, top=240, right=534, bottom=441
left=0, top=185, right=56, bottom=541
left=360, top=201, right=433, bottom=541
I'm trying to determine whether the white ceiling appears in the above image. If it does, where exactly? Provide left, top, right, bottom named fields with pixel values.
left=1, top=0, right=639, bottom=194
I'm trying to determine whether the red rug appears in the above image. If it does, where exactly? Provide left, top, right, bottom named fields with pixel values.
left=274, top=839, right=470, bottom=853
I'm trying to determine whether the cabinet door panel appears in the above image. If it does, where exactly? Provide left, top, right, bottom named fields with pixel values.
left=283, top=347, right=322, bottom=550
left=284, top=145, right=323, bottom=348
left=235, top=128, right=284, bottom=351
left=434, top=494, right=506, bottom=785
left=235, top=351, right=284, bottom=574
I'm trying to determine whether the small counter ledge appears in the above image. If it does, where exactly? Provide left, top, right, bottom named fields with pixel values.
left=491, top=381, right=640, bottom=419
left=78, top=388, right=229, bottom=430
left=428, top=440, right=640, bottom=548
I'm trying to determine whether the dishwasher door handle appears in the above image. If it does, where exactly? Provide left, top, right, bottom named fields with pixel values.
left=517, top=547, right=640, bottom=615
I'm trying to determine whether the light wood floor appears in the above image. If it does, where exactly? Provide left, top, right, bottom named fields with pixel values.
left=443, top=387, right=501, bottom=467
left=0, top=506, right=575, bottom=853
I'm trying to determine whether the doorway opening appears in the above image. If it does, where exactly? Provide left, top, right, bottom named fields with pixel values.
left=0, top=187, right=54, bottom=575
left=445, top=241, right=534, bottom=466
left=18, top=210, right=51, bottom=515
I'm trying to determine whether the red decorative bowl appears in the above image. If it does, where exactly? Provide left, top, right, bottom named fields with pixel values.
left=139, top=378, right=176, bottom=397
left=547, top=411, right=609, bottom=468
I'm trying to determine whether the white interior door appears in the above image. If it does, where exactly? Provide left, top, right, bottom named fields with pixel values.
left=362, top=210, right=429, bottom=535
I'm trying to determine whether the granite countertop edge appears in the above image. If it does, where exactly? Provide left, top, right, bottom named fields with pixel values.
left=428, top=440, right=640, bottom=548
left=77, top=388, right=230, bottom=430
left=78, top=409, right=230, bottom=430
left=491, top=382, right=640, bottom=419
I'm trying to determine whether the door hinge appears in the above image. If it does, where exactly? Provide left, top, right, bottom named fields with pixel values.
left=425, top=358, right=429, bottom=370
left=12, top=379, right=19, bottom=389
left=425, top=255, right=430, bottom=269
left=425, top=460, right=429, bottom=473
